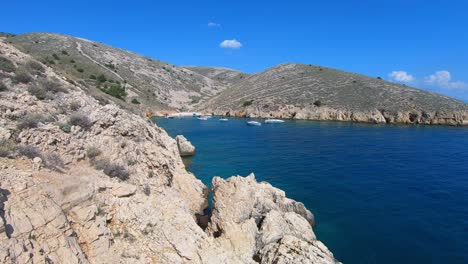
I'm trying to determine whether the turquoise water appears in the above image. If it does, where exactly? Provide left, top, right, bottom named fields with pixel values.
left=155, top=117, right=468, bottom=264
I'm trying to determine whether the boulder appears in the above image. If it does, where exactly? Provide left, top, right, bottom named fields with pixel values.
left=176, top=135, right=195, bottom=157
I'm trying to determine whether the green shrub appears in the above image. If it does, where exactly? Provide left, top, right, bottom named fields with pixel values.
left=43, top=153, right=64, bottom=171
left=70, top=59, right=75, bottom=63
left=24, top=60, right=45, bottom=74
left=103, top=84, right=127, bottom=100
left=17, top=145, right=42, bottom=159
left=313, top=100, right=322, bottom=107
left=52, top=53, right=60, bottom=60
left=0, top=140, right=16, bottom=158
left=58, top=122, right=71, bottom=133
left=86, top=146, right=101, bottom=159
left=377, top=76, right=382, bottom=80
left=77, top=68, right=84, bottom=73
left=61, top=50, right=69, bottom=55
left=96, top=74, right=107, bottom=83
left=13, top=71, right=33, bottom=84
left=17, top=114, right=53, bottom=130
left=89, top=75, right=96, bottom=80
left=0, top=57, right=16, bottom=72
left=0, top=82, right=7, bottom=92
left=28, top=84, right=48, bottom=100
left=69, top=101, right=81, bottom=111
left=68, top=113, right=92, bottom=130
left=90, top=158, right=129, bottom=181
left=242, top=100, right=254, bottom=107
left=131, top=98, right=140, bottom=104
left=40, top=79, right=68, bottom=94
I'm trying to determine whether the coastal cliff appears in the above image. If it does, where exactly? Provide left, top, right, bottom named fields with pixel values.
left=0, top=37, right=338, bottom=262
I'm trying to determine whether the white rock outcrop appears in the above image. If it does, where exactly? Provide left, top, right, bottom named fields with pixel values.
left=176, top=135, right=196, bottom=157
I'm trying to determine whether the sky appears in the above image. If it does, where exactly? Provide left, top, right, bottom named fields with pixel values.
left=3, top=0, right=468, bottom=101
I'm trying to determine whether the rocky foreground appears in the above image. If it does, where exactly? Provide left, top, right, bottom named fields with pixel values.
left=0, top=37, right=338, bottom=262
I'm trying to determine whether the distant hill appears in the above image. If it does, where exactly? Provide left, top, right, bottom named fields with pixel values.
left=6, top=33, right=228, bottom=112
left=201, top=63, right=468, bottom=125
left=3, top=33, right=466, bottom=125
left=183, top=66, right=248, bottom=86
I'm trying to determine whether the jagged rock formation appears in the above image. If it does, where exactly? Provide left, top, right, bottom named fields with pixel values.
left=202, top=63, right=468, bottom=125
left=176, top=135, right=196, bottom=157
left=0, top=34, right=337, bottom=263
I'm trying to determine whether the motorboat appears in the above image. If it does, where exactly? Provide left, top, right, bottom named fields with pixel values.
left=197, top=116, right=208, bottom=120
left=246, top=121, right=261, bottom=126
left=265, top=119, right=285, bottom=124
left=219, top=118, right=229, bottom=122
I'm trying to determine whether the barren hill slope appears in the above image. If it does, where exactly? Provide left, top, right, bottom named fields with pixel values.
left=6, top=33, right=227, bottom=111
left=184, top=66, right=249, bottom=86
left=202, top=63, right=468, bottom=125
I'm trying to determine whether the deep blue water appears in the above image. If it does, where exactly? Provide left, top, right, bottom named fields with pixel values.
left=155, top=117, right=468, bottom=264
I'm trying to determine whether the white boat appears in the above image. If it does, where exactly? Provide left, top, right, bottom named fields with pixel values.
left=246, top=121, right=262, bottom=126
left=197, top=116, right=208, bottom=121
left=265, top=119, right=285, bottom=124
left=219, top=118, right=229, bottom=122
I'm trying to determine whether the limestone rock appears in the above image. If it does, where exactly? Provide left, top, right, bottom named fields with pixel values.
left=176, top=135, right=196, bottom=157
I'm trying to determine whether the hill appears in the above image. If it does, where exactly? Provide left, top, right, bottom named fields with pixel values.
left=6, top=33, right=228, bottom=112
left=183, top=66, right=248, bottom=86
left=201, top=63, right=468, bottom=125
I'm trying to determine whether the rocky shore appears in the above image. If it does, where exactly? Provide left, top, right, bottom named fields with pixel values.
left=0, top=36, right=338, bottom=262
left=208, top=104, right=468, bottom=126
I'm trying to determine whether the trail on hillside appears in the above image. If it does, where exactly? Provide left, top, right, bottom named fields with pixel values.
left=75, top=41, right=125, bottom=81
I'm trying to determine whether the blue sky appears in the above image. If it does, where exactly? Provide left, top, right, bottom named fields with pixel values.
left=3, top=0, right=468, bottom=101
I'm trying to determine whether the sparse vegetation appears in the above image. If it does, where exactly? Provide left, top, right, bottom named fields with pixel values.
left=24, top=60, right=45, bottom=75
left=242, top=100, right=254, bottom=107
left=70, top=59, right=75, bottom=63
left=13, top=71, right=34, bottom=84
left=58, top=122, right=71, bottom=133
left=43, top=153, right=64, bottom=171
left=0, top=82, right=7, bottom=92
left=313, top=100, right=322, bottom=107
left=17, top=145, right=42, bottom=159
left=77, top=68, right=84, bottom=73
left=90, top=158, right=129, bottom=181
left=377, top=76, right=382, bottom=80
left=143, top=184, right=151, bottom=196
left=89, top=74, right=96, bottom=80
left=0, top=56, right=16, bottom=72
left=17, top=114, right=53, bottom=130
left=86, top=146, right=101, bottom=159
left=103, top=84, right=127, bottom=100
left=27, top=84, right=48, bottom=100
left=96, top=74, right=107, bottom=83
left=69, top=100, right=81, bottom=111
left=40, top=79, right=68, bottom=94
left=52, top=53, right=60, bottom=60
left=131, top=98, right=140, bottom=104
left=0, top=140, right=16, bottom=158
left=68, top=113, right=92, bottom=130
left=61, top=50, right=69, bottom=55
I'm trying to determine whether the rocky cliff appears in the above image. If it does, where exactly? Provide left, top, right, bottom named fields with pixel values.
left=0, top=37, right=338, bottom=262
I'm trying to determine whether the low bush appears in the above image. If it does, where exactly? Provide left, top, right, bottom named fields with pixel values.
left=28, top=84, right=48, bottom=100
left=96, top=74, right=107, bottom=83
left=43, top=153, right=64, bottom=171
left=86, top=146, right=101, bottom=159
left=68, top=113, right=92, bottom=130
left=0, top=56, right=16, bottom=72
left=90, top=158, right=129, bottom=181
left=58, top=122, right=71, bottom=133
left=61, top=50, right=69, bottom=55
left=17, top=145, right=42, bottom=159
left=52, top=53, right=60, bottom=60
left=0, top=82, right=7, bottom=92
left=77, top=68, right=84, bottom=73
left=17, top=114, right=53, bottom=130
left=103, top=84, right=127, bottom=100
left=70, top=59, right=75, bottom=63
left=89, top=75, right=96, bottom=80
left=24, top=60, right=45, bottom=74
left=69, top=101, right=81, bottom=111
left=242, top=100, right=254, bottom=107
left=0, top=140, right=16, bottom=158
left=313, top=100, right=322, bottom=107
left=40, top=79, right=68, bottom=94
left=13, top=71, right=34, bottom=84
left=131, top=98, right=140, bottom=104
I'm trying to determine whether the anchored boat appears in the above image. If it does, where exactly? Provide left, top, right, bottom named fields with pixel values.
left=265, top=119, right=285, bottom=124
left=246, top=121, right=262, bottom=126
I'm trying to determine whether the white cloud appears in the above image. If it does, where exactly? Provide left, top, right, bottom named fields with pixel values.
left=208, top=22, right=221, bottom=27
left=220, top=39, right=242, bottom=49
left=389, top=71, right=415, bottom=83
left=425, top=70, right=468, bottom=89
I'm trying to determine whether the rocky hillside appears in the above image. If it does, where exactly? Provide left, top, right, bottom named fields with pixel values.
left=184, top=66, right=248, bottom=86
left=0, top=37, right=338, bottom=262
left=6, top=33, right=228, bottom=112
left=202, top=63, right=468, bottom=125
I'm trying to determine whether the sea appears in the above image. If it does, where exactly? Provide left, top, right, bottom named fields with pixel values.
left=155, top=117, right=468, bottom=264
